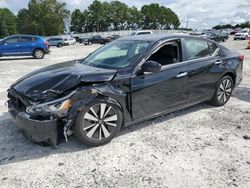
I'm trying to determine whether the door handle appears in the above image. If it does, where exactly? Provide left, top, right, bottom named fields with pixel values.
left=176, top=72, right=187, bottom=78
left=215, top=60, right=222, bottom=65
left=15, top=45, right=20, bottom=47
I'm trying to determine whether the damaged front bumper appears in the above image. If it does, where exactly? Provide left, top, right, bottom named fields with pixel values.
left=7, top=87, right=99, bottom=146
left=8, top=103, right=58, bottom=146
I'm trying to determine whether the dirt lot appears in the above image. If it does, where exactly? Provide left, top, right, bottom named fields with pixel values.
left=0, top=37, right=249, bottom=187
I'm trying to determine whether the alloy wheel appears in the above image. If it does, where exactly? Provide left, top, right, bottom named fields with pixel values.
left=82, top=103, right=118, bottom=141
left=217, top=78, right=232, bottom=103
left=34, top=49, right=44, bottom=59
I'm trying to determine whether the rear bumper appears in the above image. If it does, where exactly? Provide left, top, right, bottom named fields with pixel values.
left=8, top=103, right=58, bottom=146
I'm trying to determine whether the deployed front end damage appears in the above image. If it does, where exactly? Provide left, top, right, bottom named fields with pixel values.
left=7, top=86, right=100, bottom=146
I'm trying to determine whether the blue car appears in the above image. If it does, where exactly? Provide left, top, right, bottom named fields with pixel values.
left=0, top=34, right=49, bottom=59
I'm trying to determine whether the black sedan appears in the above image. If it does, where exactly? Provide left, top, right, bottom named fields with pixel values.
left=7, top=34, right=243, bottom=146
left=84, top=35, right=111, bottom=45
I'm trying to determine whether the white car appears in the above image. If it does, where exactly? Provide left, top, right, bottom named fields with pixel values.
left=234, top=29, right=250, bottom=40
left=63, top=38, right=76, bottom=45
left=130, top=30, right=153, bottom=35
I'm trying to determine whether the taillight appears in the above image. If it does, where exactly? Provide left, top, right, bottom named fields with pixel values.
left=44, top=41, right=49, bottom=46
left=239, top=54, right=244, bottom=62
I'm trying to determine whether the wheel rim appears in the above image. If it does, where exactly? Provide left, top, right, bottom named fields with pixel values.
left=217, top=79, right=232, bottom=103
left=35, top=50, right=43, bottom=58
left=82, top=103, right=117, bottom=141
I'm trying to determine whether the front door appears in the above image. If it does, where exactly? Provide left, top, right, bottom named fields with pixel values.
left=0, top=36, right=20, bottom=56
left=130, top=40, right=189, bottom=121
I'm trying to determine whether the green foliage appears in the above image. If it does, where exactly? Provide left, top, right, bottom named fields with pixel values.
left=0, top=14, right=8, bottom=38
left=0, top=8, right=17, bottom=38
left=17, top=0, right=69, bottom=36
left=212, top=24, right=234, bottom=30
left=70, top=0, right=180, bottom=33
left=213, top=22, right=250, bottom=30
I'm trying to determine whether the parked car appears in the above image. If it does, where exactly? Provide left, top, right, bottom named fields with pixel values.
left=107, top=35, right=121, bottom=41
left=84, top=35, right=111, bottom=45
left=230, top=28, right=241, bottom=35
left=63, top=38, right=76, bottom=45
left=73, top=36, right=80, bottom=42
left=7, top=34, right=243, bottom=146
left=201, top=31, right=228, bottom=42
left=47, top=37, right=64, bottom=47
left=131, top=30, right=153, bottom=35
left=79, top=37, right=91, bottom=45
left=234, top=29, right=250, bottom=40
left=0, top=34, right=49, bottom=59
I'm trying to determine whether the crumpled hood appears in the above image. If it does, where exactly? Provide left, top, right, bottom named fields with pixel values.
left=11, top=60, right=117, bottom=100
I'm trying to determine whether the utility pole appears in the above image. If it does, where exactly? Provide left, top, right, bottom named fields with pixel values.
left=186, top=16, right=189, bottom=29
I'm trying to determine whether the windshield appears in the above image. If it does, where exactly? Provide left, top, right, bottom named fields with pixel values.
left=240, top=30, right=248, bottom=33
left=81, top=40, right=152, bottom=69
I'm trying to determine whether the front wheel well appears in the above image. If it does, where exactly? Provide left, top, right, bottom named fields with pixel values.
left=33, top=48, right=44, bottom=54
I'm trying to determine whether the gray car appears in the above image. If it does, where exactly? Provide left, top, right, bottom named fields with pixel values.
left=48, top=37, right=64, bottom=47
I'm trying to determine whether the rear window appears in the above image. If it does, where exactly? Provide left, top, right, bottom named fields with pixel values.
left=184, top=38, right=210, bottom=60
left=49, top=38, right=62, bottom=41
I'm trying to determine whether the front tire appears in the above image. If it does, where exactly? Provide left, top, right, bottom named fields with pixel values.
left=73, top=99, right=122, bottom=146
left=33, top=49, right=45, bottom=59
left=211, top=76, right=233, bottom=106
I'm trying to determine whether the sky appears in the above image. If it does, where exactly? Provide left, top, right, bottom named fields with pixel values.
left=0, top=0, right=250, bottom=29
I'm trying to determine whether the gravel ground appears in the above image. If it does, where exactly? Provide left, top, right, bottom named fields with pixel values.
left=0, top=37, right=249, bottom=188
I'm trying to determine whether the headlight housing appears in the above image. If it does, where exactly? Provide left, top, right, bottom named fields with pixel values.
left=26, top=90, right=76, bottom=117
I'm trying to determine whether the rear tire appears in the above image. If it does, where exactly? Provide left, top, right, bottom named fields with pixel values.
left=211, top=76, right=233, bottom=106
left=33, top=49, right=45, bottom=59
left=57, top=43, right=63, bottom=47
left=73, top=99, right=122, bottom=147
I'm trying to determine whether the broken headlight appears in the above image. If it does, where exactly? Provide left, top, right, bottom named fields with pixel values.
left=26, top=90, right=76, bottom=116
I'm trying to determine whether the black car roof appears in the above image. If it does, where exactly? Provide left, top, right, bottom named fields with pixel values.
left=118, top=33, right=206, bottom=42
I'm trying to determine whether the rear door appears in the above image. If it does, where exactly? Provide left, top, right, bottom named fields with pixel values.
left=184, top=38, right=221, bottom=103
left=18, top=36, right=35, bottom=55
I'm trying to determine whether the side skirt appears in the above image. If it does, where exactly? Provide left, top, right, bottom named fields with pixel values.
left=123, top=98, right=211, bottom=127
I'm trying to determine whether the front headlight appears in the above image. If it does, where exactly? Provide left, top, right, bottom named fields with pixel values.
left=26, top=90, right=76, bottom=116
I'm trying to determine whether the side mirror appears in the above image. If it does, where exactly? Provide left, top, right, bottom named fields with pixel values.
left=141, top=61, right=161, bottom=73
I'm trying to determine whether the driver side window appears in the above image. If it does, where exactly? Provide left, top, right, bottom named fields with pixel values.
left=147, top=40, right=181, bottom=66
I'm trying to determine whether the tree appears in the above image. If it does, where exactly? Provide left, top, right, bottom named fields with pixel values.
left=87, top=0, right=104, bottom=32
left=141, top=3, right=180, bottom=29
left=70, top=1, right=180, bottom=33
left=109, top=1, right=129, bottom=30
left=0, top=14, right=8, bottom=38
left=71, top=9, right=84, bottom=32
left=17, top=0, right=69, bottom=36
left=0, top=8, right=17, bottom=38
left=127, top=6, right=142, bottom=30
